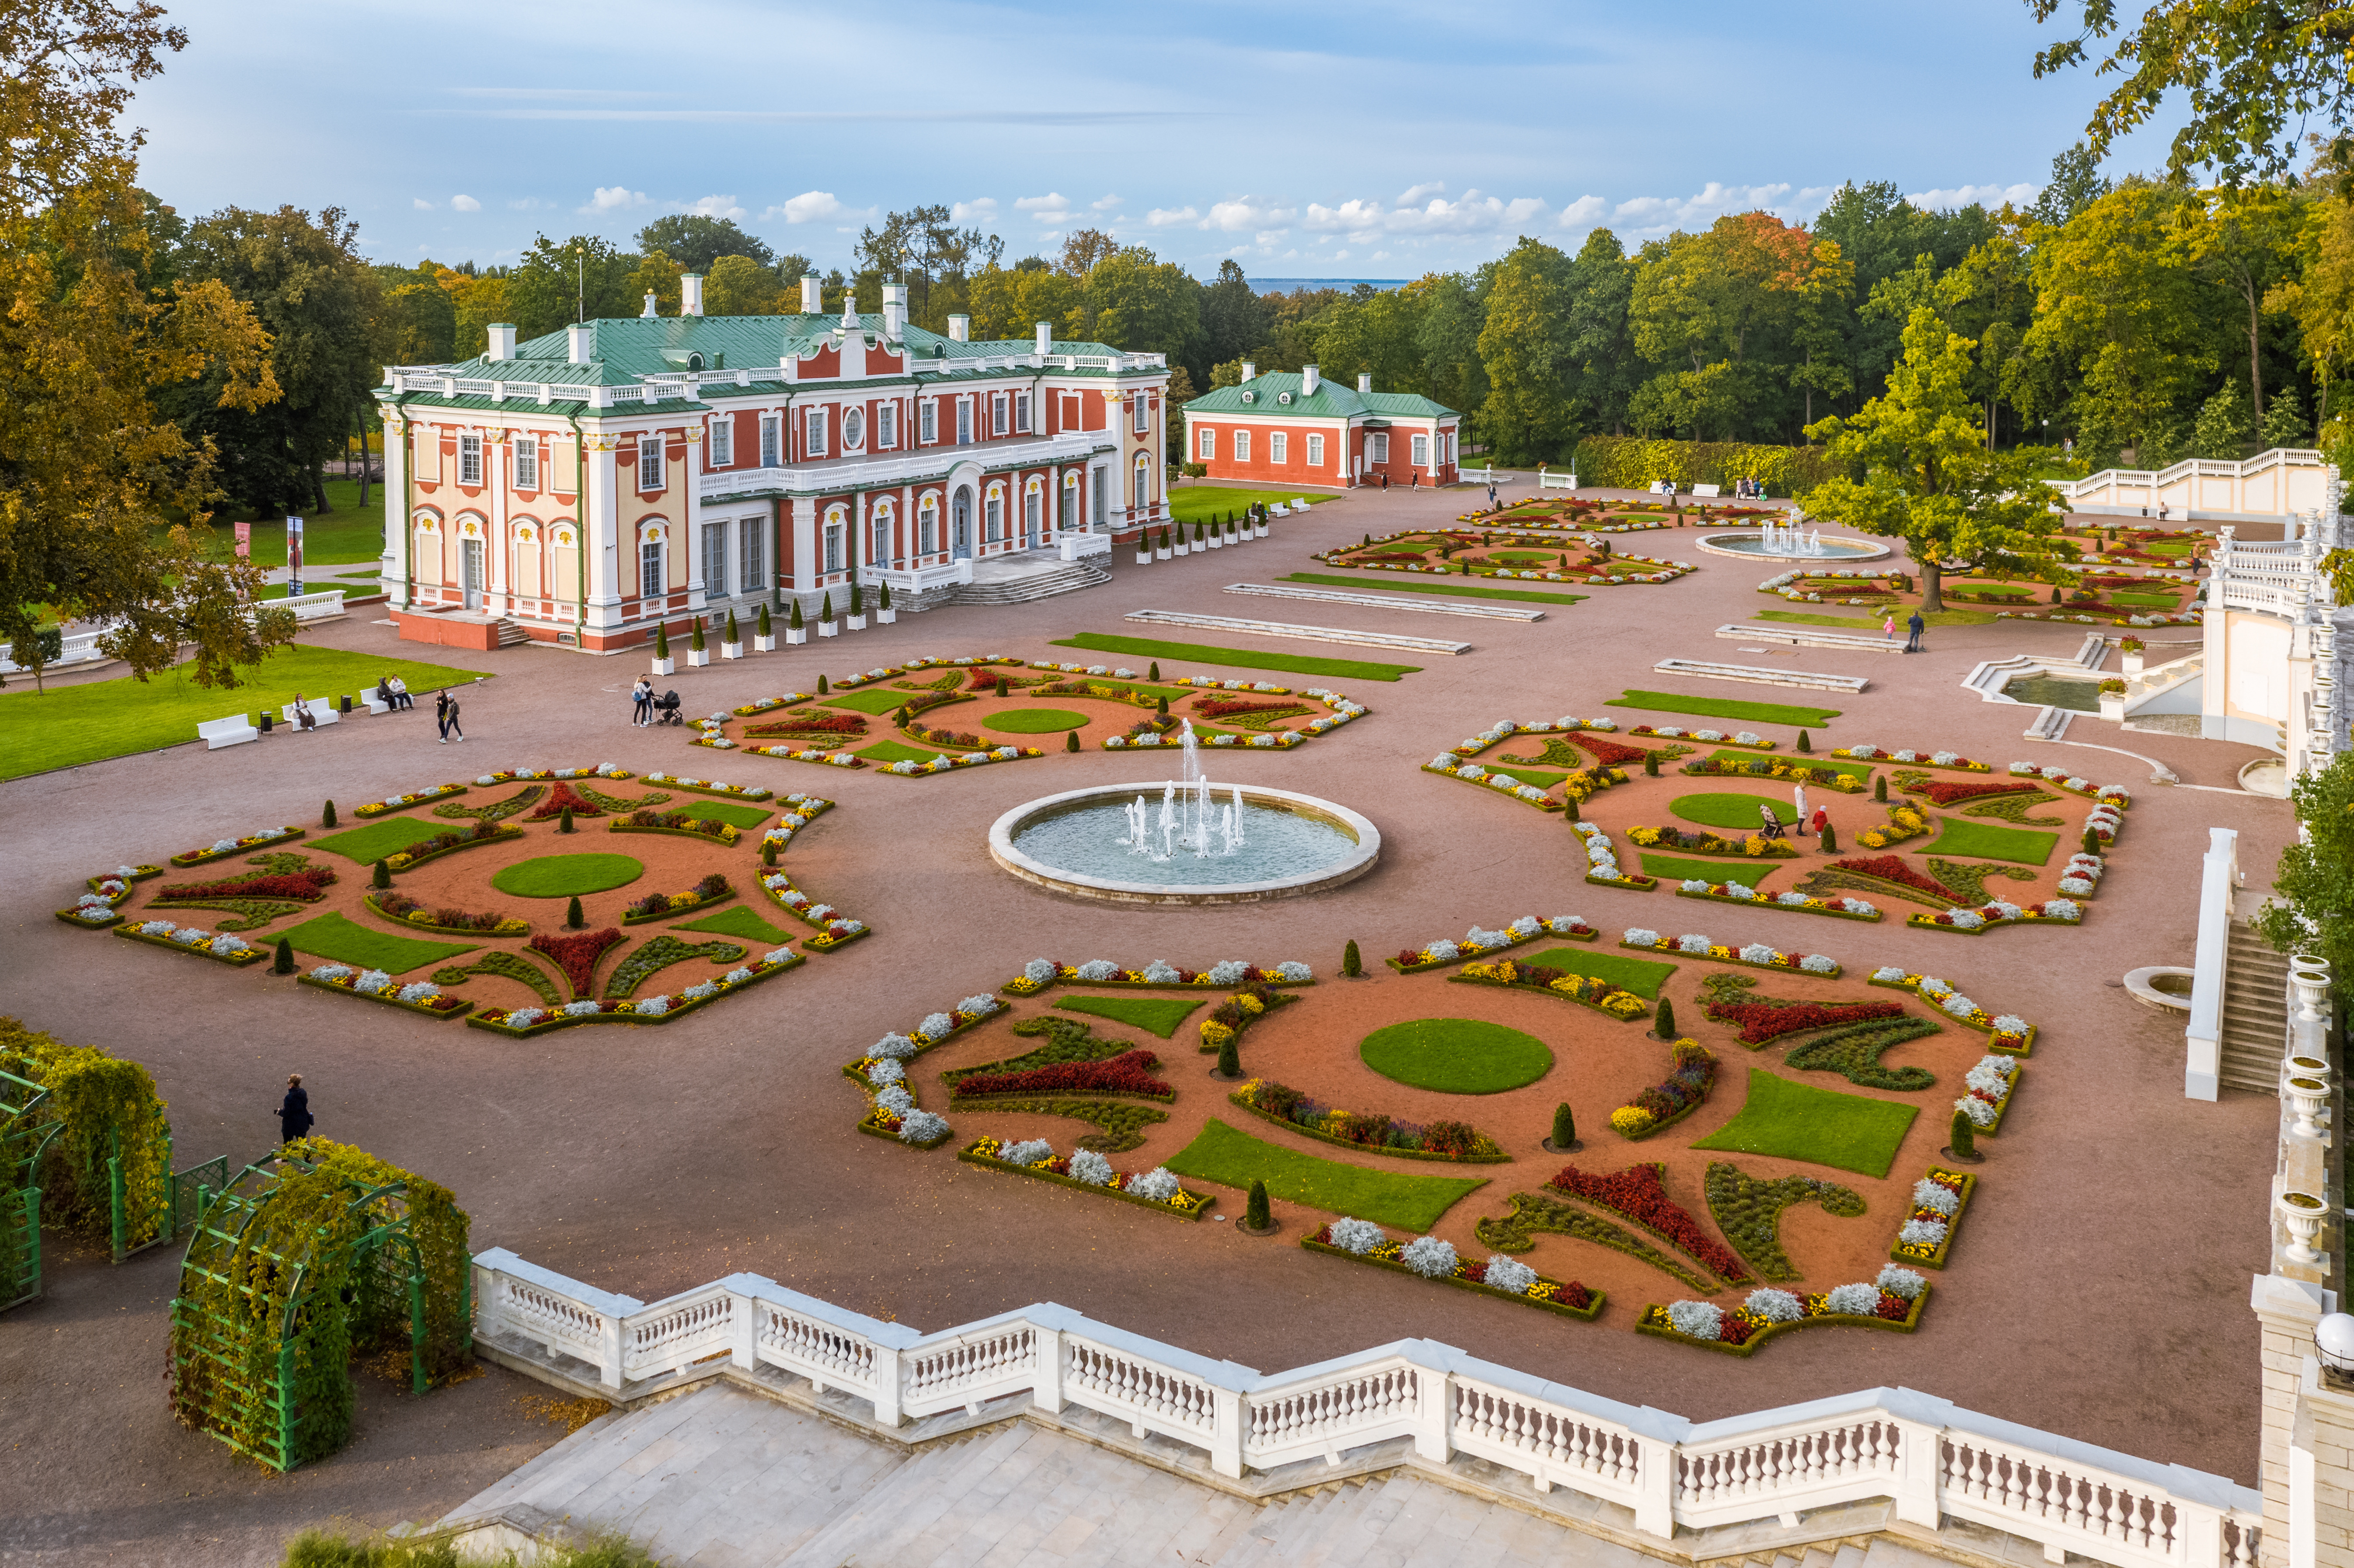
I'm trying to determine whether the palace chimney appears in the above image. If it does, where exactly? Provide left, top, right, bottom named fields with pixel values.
left=947, top=314, right=971, bottom=342
left=679, top=273, right=704, bottom=316
left=1302, top=364, right=1320, bottom=396
left=800, top=276, right=822, bottom=313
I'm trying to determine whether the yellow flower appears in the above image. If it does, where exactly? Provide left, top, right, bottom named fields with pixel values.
left=1236, top=993, right=1265, bottom=1015
left=1609, top=1106, right=1655, bottom=1136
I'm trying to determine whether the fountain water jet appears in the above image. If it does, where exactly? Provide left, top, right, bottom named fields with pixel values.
left=1121, top=722, right=1249, bottom=861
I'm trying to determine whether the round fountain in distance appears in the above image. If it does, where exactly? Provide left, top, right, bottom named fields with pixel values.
left=1697, top=518, right=1888, bottom=562
left=989, top=721, right=1379, bottom=904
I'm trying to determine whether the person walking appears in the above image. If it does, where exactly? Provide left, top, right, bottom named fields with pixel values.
left=435, top=689, right=451, bottom=742
left=278, top=1074, right=313, bottom=1146
left=1905, top=609, right=1926, bottom=654
left=632, top=676, right=653, bottom=727
left=1882, top=611, right=1897, bottom=641
left=1810, top=807, right=1830, bottom=843
left=1792, top=782, right=1810, bottom=837
left=443, top=692, right=465, bottom=743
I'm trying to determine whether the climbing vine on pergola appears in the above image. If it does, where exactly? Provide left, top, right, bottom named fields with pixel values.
left=1, top=1019, right=174, bottom=1309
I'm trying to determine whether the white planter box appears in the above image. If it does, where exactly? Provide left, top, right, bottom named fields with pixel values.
left=1137, top=550, right=1153, bottom=564
left=1173, top=543, right=1188, bottom=557
left=721, top=641, right=745, bottom=660
left=818, top=621, right=839, bottom=638
left=1256, top=522, right=1269, bottom=538
left=687, top=648, right=711, bottom=667
left=847, top=614, right=867, bottom=630
left=878, top=608, right=897, bottom=624
left=754, top=634, right=776, bottom=652
left=1207, top=535, right=1222, bottom=549
left=786, top=627, right=807, bottom=645
left=2099, top=693, right=2126, bottom=720
left=650, top=656, right=675, bottom=676
left=2121, top=652, right=2145, bottom=676
left=1156, top=547, right=1171, bottom=561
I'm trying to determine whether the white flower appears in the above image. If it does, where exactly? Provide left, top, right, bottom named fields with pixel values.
left=475, top=775, right=498, bottom=786
left=507, top=1008, right=545, bottom=1028
left=1942, top=994, right=1978, bottom=1018
left=633, top=995, right=672, bottom=1016
left=210, top=839, right=238, bottom=853
left=1722, top=882, right=1755, bottom=900
left=958, top=995, right=997, bottom=1018
left=1849, top=745, right=1882, bottom=759
left=867, top=1058, right=906, bottom=1085
left=2042, top=765, right=2068, bottom=780
left=1547, top=916, right=1584, bottom=934
left=2009, top=762, right=2036, bottom=775
left=1839, top=900, right=1875, bottom=916
left=1734, top=731, right=1762, bottom=746
left=763, top=947, right=794, bottom=966
left=1076, top=960, right=1119, bottom=981
left=918, top=1011, right=955, bottom=1039
left=2057, top=876, right=2096, bottom=895
left=1776, top=891, right=1808, bottom=906
left=210, top=935, right=251, bottom=956
left=1584, top=841, right=1614, bottom=865
left=1666, top=1300, right=1723, bottom=1340
left=311, top=963, right=353, bottom=981
left=1913, top=1178, right=1963, bottom=1214
left=1069, top=1150, right=1114, bottom=1186
left=1329, top=1217, right=1384, bottom=1255
left=1128, top=1167, right=1182, bottom=1203
left=564, top=999, right=602, bottom=1016
left=1947, top=910, right=1985, bottom=930
left=2043, top=897, right=2081, bottom=920
left=1878, top=1265, right=1926, bottom=1299
left=1208, top=960, right=1250, bottom=985
left=1745, top=1288, right=1804, bottom=1323
left=1001, top=1138, right=1052, bottom=1166
left=1625, top=928, right=1660, bottom=946
left=1275, top=961, right=1312, bottom=981
left=1681, top=879, right=1712, bottom=893
left=1482, top=1255, right=1538, bottom=1294
left=1024, top=958, right=1057, bottom=984
left=1740, top=942, right=1779, bottom=963
left=1143, top=960, right=1182, bottom=984
left=1932, top=751, right=1960, bottom=766
left=1465, top=925, right=1509, bottom=950
left=683, top=980, right=719, bottom=1001
left=1918, top=976, right=1954, bottom=997
left=1898, top=1217, right=1952, bottom=1246
left=724, top=967, right=753, bottom=985
left=1893, top=750, right=1919, bottom=763
left=1992, top=1014, right=2028, bottom=1034
left=395, top=981, right=439, bottom=1003
left=1400, top=1236, right=1459, bottom=1279
left=1678, top=934, right=1713, bottom=953
left=1588, top=718, right=1616, bottom=731
left=899, top=1110, right=949, bottom=1144
left=1954, top=1094, right=1997, bottom=1127
left=1457, top=764, right=1488, bottom=781
left=1693, top=729, right=1724, bottom=742
left=1824, top=1282, right=1883, bottom=1315
left=355, top=969, right=394, bottom=995
left=1421, top=939, right=1460, bottom=963
left=1985, top=901, right=2022, bottom=920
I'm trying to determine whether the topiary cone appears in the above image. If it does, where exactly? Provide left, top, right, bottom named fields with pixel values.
left=1875, top=775, right=1888, bottom=802
left=1644, top=751, right=1660, bottom=776
left=1819, top=823, right=1838, bottom=852
left=1149, top=662, right=1160, bottom=680
left=656, top=623, right=670, bottom=658
left=1550, top=1102, right=1577, bottom=1150
left=1065, top=730, right=1081, bottom=752
left=1342, top=939, right=1362, bottom=978
left=1946, top=1106, right=1981, bottom=1162
left=1156, top=695, right=1168, bottom=716
left=789, top=599, right=804, bottom=630
left=757, top=603, right=772, bottom=638
left=372, top=859, right=391, bottom=890
left=819, top=592, right=834, bottom=623
left=818, top=674, right=829, bottom=694
left=1216, top=1033, right=1240, bottom=1077
left=273, top=937, right=295, bottom=975
left=1564, top=793, right=1580, bottom=821
left=566, top=895, right=584, bottom=929
left=322, top=799, right=337, bottom=827
left=996, top=675, right=1009, bottom=697
left=762, top=839, right=778, bottom=866
left=2082, top=827, right=2101, bottom=856
left=1244, top=1179, right=1271, bottom=1232
left=558, top=805, right=574, bottom=834
left=725, top=609, right=739, bottom=643
left=1796, top=729, right=1811, bottom=752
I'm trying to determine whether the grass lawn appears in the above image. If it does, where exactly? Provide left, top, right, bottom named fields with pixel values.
left=0, top=646, right=494, bottom=782
left=1053, top=633, right=1421, bottom=683
left=1518, top=946, right=1678, bottom=999
left=1487, top=765, right=1566, bottom=789
left=1283, top=572, right=1587, bottom=607
left=1606, top=689, right=1842, bottom=727
left=1358, top=1018, right=1554, bottom=1094
left=2110, top=591, right=2181, bottom=607
left=1641, top=852, right=1783, bottom=889
left=280, top=911, right=477, bottom=974
left=671, top=800, right=773, bottom=830
left=164, top=477, right=385, bottom=565
left=1689, top=1068, right=1919, bottom=1179
left=854, top=738, right=965, bottom=765
left=1167, top=486, right=1330, bottom=525
left=811, top=689, right=923, bottom=716
left=1054, top=994, right=1205, bottom=1039
left=1925, top=817, right=2058, bottom=866
left=1164, top=1118, right=1487, bottom=1231
left=1704, top=749, right=1874, bottom=782
left=490, top=853, right=648, bottom=897
left=1672, top=792, right=1798, bottom=829
left=672, top=904, right=795, bottom=945
left=984, top=707, right=1090, bottom=734
left=1754, top=609, right=1996, bottom=629
left=311, top=817, right=491, bottom=867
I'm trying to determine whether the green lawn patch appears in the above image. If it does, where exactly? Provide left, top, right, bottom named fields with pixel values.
left=812, top=688, right=923, bottom=716
left=855, top=738, right=962, bottom=765
left=1705, top=749, right=1875, bottom=781
left=312, top=817, right=477, bottom=867
left=1051, top=634, right=1421, bottom=683
left=1755, top=609, right=1996, bottom=628
left=670, top=904, right=796, bottom=946
left=491, top=854, right=647, bottom=897
left=1487, top=765, right=1566, bottom=789
left=1163, top=1118, right=1487, bottom=1231
left=1606, top=689, right=1842, bottom=727
left=1518, top=947, right=1678, bottom=999
left=162, top=478, right=384, bottom=564
left=1689, top=1068, right=1920, bottom=1179
left=1359, top=1018, right=1553, bottom=1094
left=1053, top=994, right=1205, bottom=1039
left=1671, top=793, right=1798, bottom=829
left=280, top=911, right=477, bottom=975
left=0, top=646, right=494, bottom=781
left=1641, top=853, right=1783, bottom=889
left=671, top=799, right=772, bottom=829
left=2110, top=591, right=2180, bottom=607
left=1283, top=572, right=1587, bottom=606
left=985, top=707, right=1090, bottom=734
left=1924, top=817, right=2058, bottom=866
left=1168, top=486, right=1329, bottom=525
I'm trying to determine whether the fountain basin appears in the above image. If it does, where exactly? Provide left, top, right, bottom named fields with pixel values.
left=990, top=784, right=1380, bottom=905
left=1697, top=531, right=1889, bottom=562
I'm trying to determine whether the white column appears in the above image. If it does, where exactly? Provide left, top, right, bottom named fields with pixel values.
left=585, top=435, right=623, bottom=632
left=790, top=496, right=816, bottom=599
left=383, top=415, right=411, bottom=609
left=685, top=426, right=707, bottom=612
left=487, top=430, right=509, bottom=606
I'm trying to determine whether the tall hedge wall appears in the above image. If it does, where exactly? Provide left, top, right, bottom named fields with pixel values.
left=1567, top=437, right=1852, bottom=497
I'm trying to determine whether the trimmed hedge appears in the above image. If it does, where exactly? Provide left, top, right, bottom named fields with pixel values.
left=1570, top=436, right=1850, bottom=497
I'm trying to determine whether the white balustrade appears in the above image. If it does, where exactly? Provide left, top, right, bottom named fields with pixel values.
left=464, top=1251, right=2262, bottom=1566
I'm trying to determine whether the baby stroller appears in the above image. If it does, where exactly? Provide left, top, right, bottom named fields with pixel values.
left=651, top=690, right=684, bottom=726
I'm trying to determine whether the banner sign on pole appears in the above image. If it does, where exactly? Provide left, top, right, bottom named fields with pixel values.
left=286, top=516, right=304, bottom=596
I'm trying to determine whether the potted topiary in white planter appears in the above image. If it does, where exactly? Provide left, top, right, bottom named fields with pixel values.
left=846, top=578, right=867, bottom=631
left=754, top=603, right=776, bottom=653
left=786, top=598, right=807, bottom=645
left=651, top=623, right=675, bottom=676
left=877, top=582, right=896, bottom=625
left=1137, top=533, right=1153, bottom=565
left=1172, top=526, right=1187, bottom=557
left=2119, top=636, right=2145, bottom=676
left=687, top=617, right=711, bottom=667
left=1206, top=511, right=1223, bottom=548
left=1157, top=527, right=1172, bottom=561
left=721, top=609, right=744, bottom=660
left=2098, top=677, right=2126, bottom=720
left=817, top=591, right=838, bottom=638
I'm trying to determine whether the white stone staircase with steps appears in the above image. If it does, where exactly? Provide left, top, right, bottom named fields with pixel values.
left=493, top=617, right=531, bottom=648
left=950, top=549, right=1112, bottom=606
left=2219, top=912, right=2292, bottom=1095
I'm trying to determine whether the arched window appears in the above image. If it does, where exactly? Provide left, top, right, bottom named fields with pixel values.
left=823, top=505, right=846, bottom=572
left=985, top=483, right=1003, bottom=542
left=1023, top=479, right=1041, bottom=542
left=870, top=501, right=893, bottom=565
left=1134, top=452, right=1152, bottom=508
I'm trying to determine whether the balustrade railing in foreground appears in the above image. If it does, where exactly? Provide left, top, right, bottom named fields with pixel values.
left=470, top=1248, right=2262, bottom=1567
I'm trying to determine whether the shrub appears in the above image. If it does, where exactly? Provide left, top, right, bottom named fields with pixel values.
left=566, top=896, right=583, bottom=929
left=1550, top=1102, right=1575, bottom=1147
left=1796, top=730, right=1811, bottom=753
left=724, top=609, right=739, bottom=643
left=1949, top=1105, right=1976, bottom=1158
left=273, top=937, right=295, bottom=974
left=1329, top=1217, right=1383, bottom=1254
left=757, top=603, right=771, bottom=637
left=559, top=806, right=574, bottom=834
left=789, top=599, right=804, bottom=629
left=1148, top=662, right=1161, bottom=680
left=322, top=799, right=337, bottom=827
left=2082, top=827, right=2101, bottom=856
left=695, top=873, right=729, bottom=897
left=1216, top=1032, right=1240, bottom=1077
left=655, top=623, right=670, bottom=658
left=1246, top=1179, right=1270, bottom=1229
left=1065, top=731, right=1080, bottom=753
left=1819, top=823, right=1838, bottom=852
left=1069, top=1149, right=1114, bottom=1185
left=1653, top=997, right=1676, bottom=1038
left=1400, top=1236, right=1458, bottom=1279
left=371, top=859, right=391, bottom=890
left=1643, top=751, right=1659, bottom=776
left=819, top=592, right=834, bottom=623
left=1342, top=939, right=1362, bottom=977
left=1483, top=1255, right=1539, bottom=1294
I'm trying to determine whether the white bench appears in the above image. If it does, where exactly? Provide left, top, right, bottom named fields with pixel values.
left=1291, top=497, right=1309, bottom=508
left=1693, top=483, right=1722, bottom=499
left=361, top=692, right=391, bottom=715
left=282, top=702, right=339, bottom=730
left=1269, top=503, right=1290, bottom=516
left=198, top=715, right=258, bottom=749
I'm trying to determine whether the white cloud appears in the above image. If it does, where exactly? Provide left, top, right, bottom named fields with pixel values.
left=1145, top=205, right=1198, bottom=226
left=952, top=197, right=998, bottom=223
left=1908, top=181, right=2041, bottom=211
left=413, top=198, right=434, bottom=211
left=1016, top=192, right=1072, bottom=223
left=1202, top=197, right=1297, bottom=233
left=1092, top=193, right=1122, bottom=210
left=769, top=191, right=849, bottom=224
left=1605, top=182, right=1839, bottom=240
left=450, top=194, right=481, bottom=212
left=1303, top=189, right=1550, bottom=243
left=686, top=193, right=747, bottom=221
left=583, top=185, right=649, bottom=213
left=1556, top=195, right=1608, bottom=228
left=1398, top=181, right=1446, bottom=205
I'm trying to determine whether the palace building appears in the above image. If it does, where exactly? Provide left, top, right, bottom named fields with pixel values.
left=375, top=275, right=1171, bottom=652
left=1181, top=365, right=1459, bottom=490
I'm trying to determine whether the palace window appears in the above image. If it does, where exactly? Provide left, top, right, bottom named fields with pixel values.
left=639, top=539, right=663, bottom=598
left=701, top=521, right=727, bottom=593
left=514, top=435, right=538, bottom=490
left=806, top=408, right=828, bottom=457
left=1412, top=433, right=1430, bottom=467
left=823, top=522, right=842, bottom=572
left=1199, top=426, right=1215, bottom=459
left=1133, top=396, right=1149, bottom=435
left=1271, top=433, right=1287, bottom=464
left=1014, top=392, right=1030, bottom=433
left=956, top=398, right=972, bottom=445
left=738, top=518, right=765, bottom=596
left=919, top=497, right=938, bottom=553
left=985, top=487, right=1003, bottom=541
left=710, top=417, right=733, bottom=466
left=843, top=407, right=864, bottom=449
left=459, top=434, right=482, bottom=487
left=638, top=437, right=664, bottom=490
left=1024, top=484, right=1041, bottom=536
left=1306, top=433, right=1324, bottom=467
left=992, top=393, right=1006, bottom=436
left=920, top=399, right=937, bottom=443
left=760, top=413, right=780, bottom=466
left=1369, top=432, right=1389, bottom=465
left=1235, top=430, right=1251, bottom=462
left=870, top=511, right=890, bottom=564
left=878, top=402, right=897, bottom=448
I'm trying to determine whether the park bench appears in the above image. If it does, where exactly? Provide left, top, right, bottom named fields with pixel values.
left=1693, top=483, right=1722, bottom=498
left=1291, top=497, right=1308, bottom=508
left=1268, top=503, right=1290, bottom=516
left=197, top=715, right=258, bottom=750
left=281, top=702, right=339, bottom=730
left=360, top=691, right=391, bottom=715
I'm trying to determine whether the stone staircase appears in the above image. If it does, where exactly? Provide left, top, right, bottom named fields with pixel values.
left=2220, top=916, right=2292, bottom=1095
left=950, top=550, right=1112, bottom=606
left=493, top=618, right=531, bottom=648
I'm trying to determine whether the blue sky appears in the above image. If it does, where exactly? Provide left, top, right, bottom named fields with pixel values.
left=132, top=0, right=2184, bottom=278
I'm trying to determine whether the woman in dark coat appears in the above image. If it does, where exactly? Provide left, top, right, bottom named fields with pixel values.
left=279, top=1074, right=313, bottom=1144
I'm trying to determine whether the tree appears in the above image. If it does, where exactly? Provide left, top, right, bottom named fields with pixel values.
left=2257, top=754, right=2354, bottom=991
left=1476, top=238, right=1575, bottom=461
left=2267, top=193, right=2354, bottom=427
left=1086, top=248, right=1200, bottom=358
left=636, top=214, right=773, bottom=273
left=2174, top=185, right=2303, bottom=422
left=628, top=251, right=684, bottom=317
left=855, top=205, right=997, bottom=330
left=1562, top=230, right=1639, bottom=432
left=1, top=0, right=289, bottom=692
left=2188, top=383, right=2251, bottom=458
left=704, top=254, right=780, bottom=316
left=1058, top=228, right=1121, bottom=278
left=1803, top=308, right=2069, bottom=611
left=1198, top=259, right=1272, bottom=379
left=376, top=268, right=456, bottom=363
left=2028, top=143, right=2113, bottom=229
left=505, top=235, right=641, bottom=339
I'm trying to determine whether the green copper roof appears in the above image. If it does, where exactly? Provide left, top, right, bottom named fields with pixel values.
left=1183, top=371, right=1454, bottom=421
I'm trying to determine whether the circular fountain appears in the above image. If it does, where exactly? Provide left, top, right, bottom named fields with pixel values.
left=989, top=722, right=1379, bottom=904
left=1697, top=518, right=1888, bottom=562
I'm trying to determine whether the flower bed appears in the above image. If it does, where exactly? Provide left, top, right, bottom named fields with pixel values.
left=59, top=865, right=159, bottom=928
left=1850, top=806, right=1933, bottom=850
left=1302, top=1223, right=1602, bottom=1319
left=1196, top=983, right=1296, bottom=1054
left=804, top=919, right=871, bottom=952
left=609, top=810, right=739, bottom=846
left=1610, top=1039, right=1717, bottom=1140
left=353, top=787, right=466, bottom=818
left=636, top=772, right=770, bottom=801
left=1620, top=930, right=1842, bottom=979
left=1547, top=1162, right=1749, bottom=1283
left=1680, top=758, right=1866, bottom=793
left=1889, top=1168, right=1976, bottom=1267
left=1674, top=881, right=1883, bottom=922
left=1638, top=1273, right=1929, bottom=1355
left=362, top=893, right=529, bottom=937
left=951, top=1048, right=1171, bottom=1102
left=1422, top=756, right=1605, bottom=811
left=876, top=743, right=1047, bottom=774
left=1901, top=778, right=2041, bottom=808
left=1387, top=916, right=1591, bottom=972
left=958, top=1137, right=1212, bottom=1218
left=1452, top=960, right=1647, bottom=1022
left=1835, top=747, right=1989, bottom=773
left=1629, top=723, right=1774, bottom=752
left=1627, top=825, right=1797, bottom=860
left=526, top=781, right=607, bottom=820
left=1954, top=1056, right=2023, bottom=1137
left=1002, top=957, right=1314, bottom=995
left=527, top=928, right=627, bottom=998
left=731, top=692, right=822, bottom=716
left=621, top=876, right=735, bottom=926
left=2008, top=763, right=2133, bottom=812
left=469, top=949, right=803, bottom=1036
left=299, top=966, right=472, bottom=1018
left=1229, top=1078, right=1509, bottom=1161
left=843, top=995, right=1009, bottom=1149
left=1576, top=823, right=1656, bottom=890
left=473, top=764, right=633, bottom=786
left=1908, top=899, right=2082, bottom=933
left=170, top=827, right=303, bottom=866
left=1700, top=988, right=1905, bottom=1047
left=743, top=744, right=866, bottom=768
left=757, top=870, right=865, bottom=939
left=112, top=921, right=266, bottom=965
left=1866, top=969, right=2036, bottom=1054
left=381, top=822, right=525, bottom=872
left=159, top=866, right=337, bottom=902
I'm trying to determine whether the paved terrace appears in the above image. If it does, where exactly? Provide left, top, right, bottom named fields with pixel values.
left=0, top=483, right=2291, bottom=1565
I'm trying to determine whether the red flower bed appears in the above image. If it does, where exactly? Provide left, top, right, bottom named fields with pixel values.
left=160, top=867, right=336, bottom=900
left=1193, top=698, right=1307, bottom=719
left=1573, top=735, right=1650, bottom=768
left=1703, top=995, right=1905, bottom=1046
left=1547, top=1163, right=1749, bottom=1283
left=1912, top=779, right=2038, bottom=807
left=1833, top=855, right=1950, bottom=897
left=951, top=1049, right=1169, bottom=1101
left=1359, top=550, right=1431, bottom=563
left=526, top=781, right=606, bottom=820
left=527, top=928, right=625, bottom=998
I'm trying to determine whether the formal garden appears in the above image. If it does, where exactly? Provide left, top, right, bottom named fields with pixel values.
left=1308, top=525, right=1699, bottom=588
